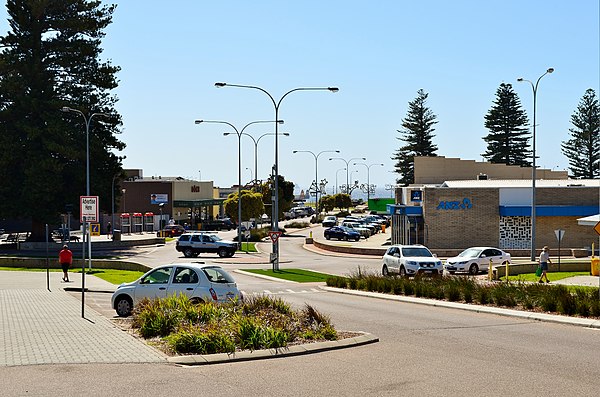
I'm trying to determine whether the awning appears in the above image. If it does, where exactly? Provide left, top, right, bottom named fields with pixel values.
left=577, top=214, right=600, bottom=226
left=174, top=199, right=225, bottom=207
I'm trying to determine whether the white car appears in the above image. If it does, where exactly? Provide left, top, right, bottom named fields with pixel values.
left=444, top=247, right=511, bottom=275
left=382, top=244, right=443, bottom=277
left=111, top=263, right=241, bottom=317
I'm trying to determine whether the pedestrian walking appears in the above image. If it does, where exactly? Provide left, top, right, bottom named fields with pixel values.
left=106, top=221, right=112, bottom=239
left=538, top=245, right=552, bottom=283
left=59, top=244, right=73, bottom=282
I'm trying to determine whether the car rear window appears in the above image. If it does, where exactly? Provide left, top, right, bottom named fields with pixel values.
left=202, top=267, right=235, bottom=284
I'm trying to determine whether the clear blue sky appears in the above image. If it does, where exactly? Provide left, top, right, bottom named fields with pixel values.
left=1, top=1, right=599, bottom=197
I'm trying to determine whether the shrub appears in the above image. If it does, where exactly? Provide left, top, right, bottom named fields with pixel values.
left=326, top=276, right=348, bottom=288
left=286, top=221, right=310, bottom=229
left=167, top=324, right=235, bottom=354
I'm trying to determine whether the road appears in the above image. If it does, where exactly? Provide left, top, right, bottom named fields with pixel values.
left=2, top=224, right=600, bottom=396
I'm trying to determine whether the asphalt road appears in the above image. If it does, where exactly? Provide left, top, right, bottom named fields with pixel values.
left=2, top=224, right=600, bottom=396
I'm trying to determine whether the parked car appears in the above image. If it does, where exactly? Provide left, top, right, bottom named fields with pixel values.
left=175, top=232, right=238, bottom=258
left=382, top=244, right=443, bottom=277
left=322, top=216, right=337, bottom=228
left=340, top=221, right=371, bottom=238
left=324, top=226, right=361, bottom=241
left=200, top=218, right=234, bottom=231
left=111, top=263, right=241, bottom=317
left=444, top=247, right=511, bottom=275
left=157, top=224, right=186, bottom=237
left=291, top=207, right=310, bottom=218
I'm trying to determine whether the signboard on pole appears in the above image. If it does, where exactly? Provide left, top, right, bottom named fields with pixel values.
left=594, top=222, right=600, bottom=236
left=80, top=196, right=99, bottom=223
left=554, top=229, right=565, bottom=241
left=90, top=223, right=100, bottom=236
left=268, top=231, right=282, bottom=243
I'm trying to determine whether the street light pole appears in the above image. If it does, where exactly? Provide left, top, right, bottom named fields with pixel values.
left=517, top=67, right=554, bottom=261
left=354, top=163, right=384, bottom=204
left=215, top=82, right=338, bottom=271
left=293, top=150, right=340, bottom=215
left=329, top=157, right=366, bottom=195
left=336, top=168, right=346, bottom=194
left=195, top=119, right=279, bottom=249
left=242, top=131, right=289, bottom=188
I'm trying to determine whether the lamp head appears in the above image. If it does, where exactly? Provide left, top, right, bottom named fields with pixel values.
left=214, top=82, right=226, bottom=88
left=328, top=87, right=339, bottom=93
left=194, top=120, right=203, bottom=124
left=335, top=150, right=340, bottom=153
left=282, top=132, right=290, bottom=136
left=547, top=67, right=554, bottom=74
left=517, top=78, right=524, bottom=82
left=292, top=150, right=298, bottom=153
left=277, top=120, right=284, bottom=124
left=223, top=132, right=231, bottom=136
left=61, top=106, right=72, bottom=112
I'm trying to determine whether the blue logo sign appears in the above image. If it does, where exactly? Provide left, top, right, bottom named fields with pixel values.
left=411, top=190, right=422, bottom=202
left=436, top=198, right=473, bottom=210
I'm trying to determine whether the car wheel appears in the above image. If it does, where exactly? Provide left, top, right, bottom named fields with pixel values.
left=190, top=297, right=204, bottom=305
left=344, top=235, right=348, bottom=241
left=191, top=252, right=199, bottom=258
left=469, top=264, right=479, bottom=275
left=115, top=295, right=133, bottom=317
left=399, top=266, right=406, bottom=277
left=325, top=235, right=330, bottom=240
left=449, top=271, right=456, bottom=275
left=355, top=237, right=360, bottom=241
left=218, top=248, right=228, bottom=258
left=183, top=248, right=193, bottom=258
left=382, top=265, right=389, bottom=276
left=227, top=250, right=235, bottom=258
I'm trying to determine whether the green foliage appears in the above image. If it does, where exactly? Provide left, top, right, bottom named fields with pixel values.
left=392, top=89, right=438, bottom=186
left=0, top=0, right=124, bottom=234
left=249, top=227, right=269, bottom=242
left=260, top=175, right=295, bottom=220
left=319, top=195, right=336, bottom=213
left=561, top=88, right=600, bottom=178
left=334, top=193, right=352, bottom=210
left=224, top=190, right=265, bottom=221
left=482, top=83, right=530, bottom=166
left=285, top=221, right=310, bottom=228
left=167, top=324, right=236, bottom=354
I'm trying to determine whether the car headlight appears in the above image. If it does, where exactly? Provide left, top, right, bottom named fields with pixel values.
left=406, top=261, right=417, bottom=266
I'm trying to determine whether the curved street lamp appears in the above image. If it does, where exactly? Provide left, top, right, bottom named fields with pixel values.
left=195, top=119, right=279, bottom=248
left=215, top=82, right=339, bottom=270
left=242, top=130, right=289, bottom=187
left=335, top=167, right=347, bottom=195
left=293, top=149, right=340, bottom=215
left=354, top=162, right=385, bottom=204
left=329, top=157, right=367, bottom=195
left=517, top=67, right=554, bottom=261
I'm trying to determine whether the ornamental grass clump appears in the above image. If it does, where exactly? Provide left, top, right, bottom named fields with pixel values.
left=131, top=294, right=339, bottom=355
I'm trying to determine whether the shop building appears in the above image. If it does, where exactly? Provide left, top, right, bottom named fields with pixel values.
left=389, top=157, right=599, bottom=254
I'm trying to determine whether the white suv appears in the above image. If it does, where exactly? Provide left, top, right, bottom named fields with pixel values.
left=382, top=244, right=443, bottom=277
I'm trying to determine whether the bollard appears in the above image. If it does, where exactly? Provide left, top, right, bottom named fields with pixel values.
left=488, top=258, right=493, bottom=281
left=505, top=260, right=509, bottom=282
left=310, top=231, right=313, bottom=239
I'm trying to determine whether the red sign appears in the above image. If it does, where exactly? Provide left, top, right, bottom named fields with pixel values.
left=268, top=231, right=282, bottom=243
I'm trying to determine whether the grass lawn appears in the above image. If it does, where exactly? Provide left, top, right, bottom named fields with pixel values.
left=244, top=268, right=332, bottom=283
left=0, top=266, right=144, bottom=285
left=238, top=242, right=257, bottom=252
left=501, top=271, right=590, bottom=283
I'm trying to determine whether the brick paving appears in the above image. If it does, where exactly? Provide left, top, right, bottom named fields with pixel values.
left=0, top=271, right=165, bottom=366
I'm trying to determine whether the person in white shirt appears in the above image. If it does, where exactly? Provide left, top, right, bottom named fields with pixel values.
left=538, top=245, right=552, bottom=283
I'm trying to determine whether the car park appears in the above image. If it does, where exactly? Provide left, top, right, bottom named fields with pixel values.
left=382, top=244, right=443, bottom=277
left=324, top=226, right=361, bottom=241
left=111, top=263, right=241, bottom=317
left=157, top=224, right=186, bottom=237
left=322, top=215, right=337, bottom=228
left=444, top=247, right=511, bottom=275
left=175, top=232, right=238, bottom=258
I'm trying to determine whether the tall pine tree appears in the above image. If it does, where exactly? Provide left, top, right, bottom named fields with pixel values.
left=0, top=0, right=124, bottom=239
left=561, top=88, right=600, bottom=179
left=482, top=83, right=530, bottom=165
left=392, top=89, right=438, bottom=186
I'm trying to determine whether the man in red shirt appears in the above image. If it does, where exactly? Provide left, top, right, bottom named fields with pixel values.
left=59, top=245, right=73, bottom=282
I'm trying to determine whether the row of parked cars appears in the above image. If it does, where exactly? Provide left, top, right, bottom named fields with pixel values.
left=322, top=214, right=389, bottom=241
left=381, top=245, right=512, bottom=277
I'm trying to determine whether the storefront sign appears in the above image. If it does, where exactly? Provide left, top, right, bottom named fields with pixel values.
left=150, top=194, right=168, bottom=204
left=436, top=198, right=473, bottom=210
left=410, top=190, right=422, bottom=202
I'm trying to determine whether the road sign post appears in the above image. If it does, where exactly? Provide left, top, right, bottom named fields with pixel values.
left=554, top=229, right=565, bottom=272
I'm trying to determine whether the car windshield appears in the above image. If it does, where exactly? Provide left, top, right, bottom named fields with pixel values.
left=458, top=248, right=483, bottom=258
left=401, top=247, right=433, bottom=257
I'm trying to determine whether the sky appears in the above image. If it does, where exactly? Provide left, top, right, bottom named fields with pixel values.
left=1, top=0, right=599, bottom=199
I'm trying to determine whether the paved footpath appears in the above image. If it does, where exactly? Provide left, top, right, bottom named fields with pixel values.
left=0, top=271, right=165, bottom=366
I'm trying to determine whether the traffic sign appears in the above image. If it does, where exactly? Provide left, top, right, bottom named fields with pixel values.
left=268, top=231, right=282, bottom=243
left=554, top=229, right=565, bottom=241
left=595, top=222, right=600, bottom=236
left=80, top=196, right=99, bottom=222
left=90, top=223, right=100, bottom=236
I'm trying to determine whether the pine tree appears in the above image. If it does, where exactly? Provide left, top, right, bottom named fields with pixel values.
left=392, top=89, right=438, bottom=186
left=561, top=89, right=600, bottom=179
left=0, top=0, right=124, bottom=239
left=482, top=83, right=530, bottom=165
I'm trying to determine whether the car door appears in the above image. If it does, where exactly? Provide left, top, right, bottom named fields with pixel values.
left=385, top=247, right=400, bottom=273
left=167, top=266, right=200, bottom=299
left=134, top=266, right=173, bottom=302
left=479, top=249, right=498, bottom=270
